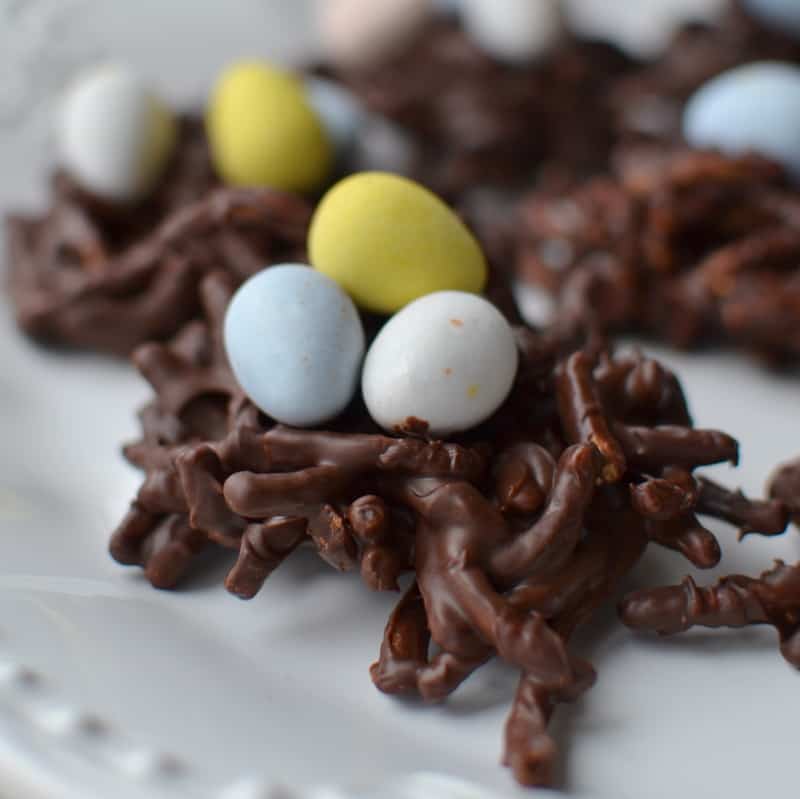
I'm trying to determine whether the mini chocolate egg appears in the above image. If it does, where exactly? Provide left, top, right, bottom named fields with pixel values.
left=318, top=0, right=433, bottom=69
left=684, top=62, right=800, bottom=179
left=58, top=65, right=177, bottom=203
left=224, top=264, right=365, bottom=427
left=207, top=61, right=333, bottom=193
left=460, top=0, right=563, bottom=63
left=742, top=0, right=800, bottom=37
left=305, top=78, right=415, bottom=174
left=308, top=172, right=487, bottom=314
left=362, top=291, right=518, bottom=435
left=347, top=115, right=417, bottom=176
left=304, top=77, right=366, bottom=158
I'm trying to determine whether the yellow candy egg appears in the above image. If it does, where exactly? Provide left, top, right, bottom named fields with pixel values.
left=207, top=61, right=333, bottom=193
left=308, top=172, right=488, bottom=314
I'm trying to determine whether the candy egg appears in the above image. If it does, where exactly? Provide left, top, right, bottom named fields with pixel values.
left=58, top=65, right=177, bottom=203
left=207, top=61, right=333, bottom=193
left=304, top=77, right=366, bottom=158
left=305, top=78, right=416, bottom=174
left=224, top=265, right=365, bottom=427
left=362, top=291, right=518, bottom=435
left=742, top=0, right=800, bottom=38
left=308, top=172, right=487, bottom=314
left=460, top=0, right=563, bottom=63
left=318, top=0, right=433, bottom=69
left=347, top=115, right=417, bottom=176
left=684, top=62, right=800, bottom=179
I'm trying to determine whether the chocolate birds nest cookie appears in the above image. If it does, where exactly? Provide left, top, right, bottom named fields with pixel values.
left=5, top=118, right=312, bottom=355
left=516, top=145, right=800, bottom=364
left=109, top=264, right=794, bottom=787
left=322, top=14, right=636, bottom=199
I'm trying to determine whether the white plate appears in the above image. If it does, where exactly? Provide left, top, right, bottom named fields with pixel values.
left=1, top=2, right=798, bottom=798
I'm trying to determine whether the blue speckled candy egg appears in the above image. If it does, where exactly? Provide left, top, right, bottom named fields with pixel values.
left=224, top=264, right=365, bottom=427
left=684, top=62, right=800, bottom=178
left=742, top=0, right=800, bottom=38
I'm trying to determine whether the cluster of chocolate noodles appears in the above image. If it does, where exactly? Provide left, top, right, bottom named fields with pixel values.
left=623, top=448, right=800, bottom=665
left=322, top=15, right=636, bottom=198
left=110, top=269, right=794, bottom=787
left=5, top=118, right=311, bottom=355
left=516, top=146, right=800, bottom=364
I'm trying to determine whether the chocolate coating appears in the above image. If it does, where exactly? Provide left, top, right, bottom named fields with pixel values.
left=620, top=561, right=800, bottom=668
left=769, top=458, right=800, bottom=524
left=320, top=16, right=636, bottom=199
left=516, top=146, right=800, bottom=364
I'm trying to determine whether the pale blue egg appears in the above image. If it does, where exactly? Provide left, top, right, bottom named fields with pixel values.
left=224, top=264, right=365, bottom=427
left=305, top=76, right=415, bottom=174
left=742, top=0, right=800, bottom=37
left=305, top=78, right=416, bottom=175
left=684, top=62, right=800, bottom=178
left=304, top=77, right=366, bottom=158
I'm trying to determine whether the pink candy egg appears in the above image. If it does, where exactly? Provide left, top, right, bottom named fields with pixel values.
left=318, top=0, right=434, bottom=69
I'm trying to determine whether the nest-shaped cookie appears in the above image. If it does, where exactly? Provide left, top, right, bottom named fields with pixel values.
left=517, top=146, right=800, bottom=364
left=322, top=15, right=635, bottom=199
left=109, top=268, right=793, bottom=787
left=5, top=118, right=312, bottom=355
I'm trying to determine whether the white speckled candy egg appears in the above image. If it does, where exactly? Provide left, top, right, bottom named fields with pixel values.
left=58, top=65, right=177, bottom=202
left=318, top=0, right=434, bottom=69
left=362, top=291, right=518, bottom=436
left=224, top=265, right=365, bottom=427
left=460, top=0, right=563, bottom=63
left=684, top=62, right=800, bottom=178
left=742, top=0, right=800, bottom=38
